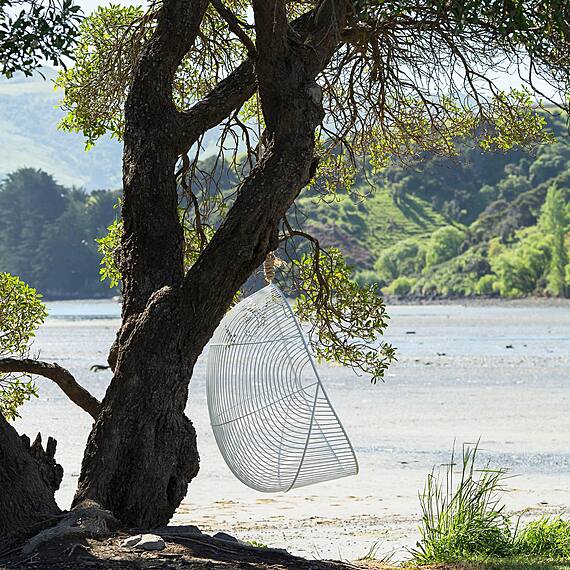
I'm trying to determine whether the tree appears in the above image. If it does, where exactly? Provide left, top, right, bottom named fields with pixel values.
left=0, top=0, right=81, bottom=77
left=540, top=185, right=569, bottom=296
left=3, top=0, right=570, bottom=536
left=0, top=169, right=120, bottom=298
left=0, top=273, right=75, bottom=537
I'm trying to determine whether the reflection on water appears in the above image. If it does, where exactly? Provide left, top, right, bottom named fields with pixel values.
left=14, top=299, right=570, bottom=561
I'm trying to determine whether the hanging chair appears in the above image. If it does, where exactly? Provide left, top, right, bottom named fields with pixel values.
left=206, top=284, right=358, bottom=492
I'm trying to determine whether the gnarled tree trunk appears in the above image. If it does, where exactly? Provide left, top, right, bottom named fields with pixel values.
left=73, top=0, right=346, bottom=529
left=0, top=415, right=62, bottom=539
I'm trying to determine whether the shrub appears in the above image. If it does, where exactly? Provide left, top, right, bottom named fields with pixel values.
left=425, top=226, right=466, bottom=268
left=384, top=276, right=415, bottom=296
left=476, top=274, right=497, bottom=296
left=0, top=273, right=47, bottom=419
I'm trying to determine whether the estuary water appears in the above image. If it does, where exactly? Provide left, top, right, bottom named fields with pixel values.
left=12, top=299, right=570, bottom=561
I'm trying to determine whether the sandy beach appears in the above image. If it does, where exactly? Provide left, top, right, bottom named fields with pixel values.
left=13, top=300, right=570, bottom=562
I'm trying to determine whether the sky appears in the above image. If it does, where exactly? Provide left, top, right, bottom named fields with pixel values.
left=73, top=0, right=561, bottom=105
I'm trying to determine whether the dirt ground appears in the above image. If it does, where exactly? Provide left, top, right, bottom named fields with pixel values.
left=0, top=530, right=394, bottom=570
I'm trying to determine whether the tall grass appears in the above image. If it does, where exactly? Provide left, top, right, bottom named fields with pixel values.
left=410, top=443, right=570, bottom=566
left=412, top=442, right=512, bottom=564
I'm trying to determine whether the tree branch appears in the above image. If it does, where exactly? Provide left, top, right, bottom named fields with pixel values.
left=176, top=59, right=256, bottom=153
left=211, top=0, right=257, bottom=58
left=0, top=358, right=100, bottom=419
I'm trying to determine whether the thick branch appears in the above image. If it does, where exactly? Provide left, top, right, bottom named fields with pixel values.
left=0, top=358, right=100, bottom=419
left=176, top=59, right=256, bottom=153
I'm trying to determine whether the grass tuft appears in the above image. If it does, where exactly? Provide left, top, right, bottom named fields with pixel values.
left=411, top=442, right=512, bottom=564
left=514, top=517, right=570, bottom=559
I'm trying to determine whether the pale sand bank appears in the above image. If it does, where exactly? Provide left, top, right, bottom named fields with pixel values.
left=13, top=301, right=570, bottom=562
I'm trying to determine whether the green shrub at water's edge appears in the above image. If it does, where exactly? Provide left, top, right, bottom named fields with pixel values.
left=411, top=444, right=570, bottom=566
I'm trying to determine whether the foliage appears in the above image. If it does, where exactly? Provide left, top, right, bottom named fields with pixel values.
left=425, top=226, right=467, bottom=268
left=514, top=518, right=570, bottom=559
left=56, top=4, right=147, bottom=145
left=384, top=276, right=416, bottom=296
left=292, top=248, right=396, bottom=383
left=0, top=0, right=82, bottom=78
left=0, top=168, right=120, bottom=298
left=0, top=272, right=46, bottom=419
left=489, top=229, right=552, bottom=297
left=412, top=443, right=513, bottom=564
left=539, top=186, right=569, bottom=297
left=97, top=218, right=123, bottom=289
left=412, top=444, right=570, bottom=566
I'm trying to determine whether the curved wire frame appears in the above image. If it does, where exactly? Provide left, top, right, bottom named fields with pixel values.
left=206, top=284, right=358, bottom=492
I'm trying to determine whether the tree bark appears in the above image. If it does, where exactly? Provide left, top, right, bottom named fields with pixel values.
left=74, top=0, right=347, bottom=529
left=0, top=415, right=62, bottom=539
left=0, top=358, right=100, bottom=419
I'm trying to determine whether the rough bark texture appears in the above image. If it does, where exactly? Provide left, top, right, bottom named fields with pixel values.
left=0, top=416, right=62, bottom=539
left=74, top=0, right=347, bottom=529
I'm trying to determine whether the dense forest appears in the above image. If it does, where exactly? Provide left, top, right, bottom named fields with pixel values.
left=0, top=168, right=119, bottom=298
left=1, top=113, right=569, bottom=299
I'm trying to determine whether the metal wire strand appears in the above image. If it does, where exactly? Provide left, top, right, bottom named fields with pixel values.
left=206, top=284, right=359, bottom=492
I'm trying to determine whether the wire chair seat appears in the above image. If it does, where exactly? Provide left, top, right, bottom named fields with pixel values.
left=206, top=284, right=358, bottom=492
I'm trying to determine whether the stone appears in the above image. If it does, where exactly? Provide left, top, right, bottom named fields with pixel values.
left=121, top=535, right=142, bottom=548
left=121, top=533, right=165, bottom=551
left=213, top=531, right=239, bottom=543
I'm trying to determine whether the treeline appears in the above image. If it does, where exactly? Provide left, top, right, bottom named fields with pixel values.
left=301, top=112, right=570, bottom=298
left=0, top=168, right=119, bottom=299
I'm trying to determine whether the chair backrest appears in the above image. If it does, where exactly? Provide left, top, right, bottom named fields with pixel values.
left=206, top=284, right=358, bottom=492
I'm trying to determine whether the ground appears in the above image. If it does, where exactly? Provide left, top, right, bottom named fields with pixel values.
left=0, top=529, right=391, bottom=570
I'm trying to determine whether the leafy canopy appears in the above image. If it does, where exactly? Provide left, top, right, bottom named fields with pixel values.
left=0, top=0, right=82, bottom=78
left=57, top=0, right=570, bottom=380
left=0, top=273, right=47, bottom=419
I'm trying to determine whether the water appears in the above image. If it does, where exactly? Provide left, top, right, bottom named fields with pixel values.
left=13, top=299, right=570, bottom=561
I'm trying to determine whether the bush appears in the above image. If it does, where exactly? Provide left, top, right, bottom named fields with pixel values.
left=476, top=274, right=497, bottom=296
left=0, top=273, right=47, bottom=419
left=384, top=276, right=415, bottom=296
left=425, top=226, right=466, bottom=268
left=374, top=237, right=425, bottom=282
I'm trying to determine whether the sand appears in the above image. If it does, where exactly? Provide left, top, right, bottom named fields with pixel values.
left=13, top=300, right=570, bottom=563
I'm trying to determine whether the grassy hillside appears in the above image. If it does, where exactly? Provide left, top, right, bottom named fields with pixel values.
left=0, top=69, right=122, bottom=189
left=297, top=184, right=449, bottom=270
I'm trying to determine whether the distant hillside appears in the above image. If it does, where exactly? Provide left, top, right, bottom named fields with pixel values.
left=297, top=112, right=570, bottom=298
left=0, top=69, right=222, bottom=190
left=0, top=69, right=122, bottom=189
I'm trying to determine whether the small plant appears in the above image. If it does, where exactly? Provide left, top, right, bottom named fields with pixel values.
left=357, top=540, right=397, bottom=564
left=411, top=442, right=513, bottom=564
left=514, top=517, right=570, bottom=559
left=246, top=539, right=268, bottom=549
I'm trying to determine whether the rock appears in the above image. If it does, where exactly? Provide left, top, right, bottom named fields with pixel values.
left=121, top=535, right=142, bottom=548
left=121, top=533, right=165, bottom=551
left=154, top=524, right=203, bottom=538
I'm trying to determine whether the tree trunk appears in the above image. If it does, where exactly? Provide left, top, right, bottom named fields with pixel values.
left=73, top=0, right=346, bottom=529
left=73, top=288, right=200, bottom=528
left=0, top=415, right=62, bottom=539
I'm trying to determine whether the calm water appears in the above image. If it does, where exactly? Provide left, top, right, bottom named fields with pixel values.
left=13, top=299, right=570, bottom=560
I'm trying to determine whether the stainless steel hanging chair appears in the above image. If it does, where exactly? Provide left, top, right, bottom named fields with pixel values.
left=206, top=284, right=358, bottom=492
